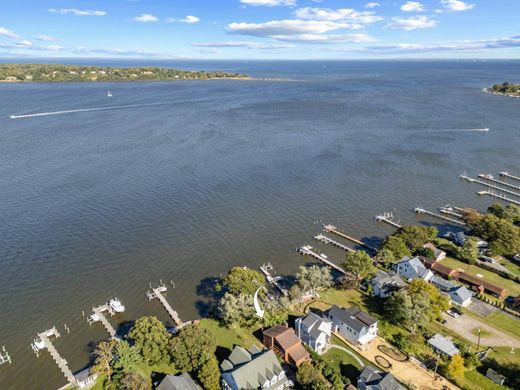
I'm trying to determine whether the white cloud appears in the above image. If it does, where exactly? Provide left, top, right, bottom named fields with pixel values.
left=133, top=14, right=158, bottom=23
left=365, top=2, right=380, bottom=9
left=49, top=8, right=106, bottom=16
left=0, top=40, right=63, bottom=51
left=35, top=35, right=61, bottom=42
left=385, top=16, right=437, bottom=30
left=441, top=0, right=475, bottom=11
left=0, top=27, right=18, bottom=38
left=181, top=15, right=200, bottom=24
left=400, top=2, right=425, bottom=12
left=239, top=0, right=296, bottom=6
left=294, top=7, right=383, bottom=24
left=192, top=41, right=295, bottom=49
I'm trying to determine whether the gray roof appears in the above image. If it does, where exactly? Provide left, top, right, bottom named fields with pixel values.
left=430, top=275, right=456, bottom=292
left=372, top=271, right=405, bottom=289
left=158, top=373, right=200, bottom=390
left=428, top=334, right=460, bottom=357
left=74, top=368, right=92, bottom=383
left=358, top=366, right=403, bottom=390
left=449, top=286, right=472, bottom=304
left=397, top=256, right=429, bottom=277
left=300, top=312, right=331, bottom=339
left=221, top=346, right=284, bottom=389
left=328, top=305, right=377, bottom=333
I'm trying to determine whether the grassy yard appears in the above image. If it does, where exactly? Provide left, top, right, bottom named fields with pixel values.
left=440, top=256, right=520, bottom=297
left=455, top=368, right=509, bottom=390
left=321, top=335, right=370, bottom=384
left=199, top=318, right=261, bottom=351
left=464, top=307, right=520, bottom=341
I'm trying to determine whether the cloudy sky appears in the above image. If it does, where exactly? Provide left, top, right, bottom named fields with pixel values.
left=1, top=0, right=519, bottom=59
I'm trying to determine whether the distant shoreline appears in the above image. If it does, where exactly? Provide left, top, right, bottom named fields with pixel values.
left=0, top=76, right=293, bottom=83
left=482, top=86, right=520, bottom=99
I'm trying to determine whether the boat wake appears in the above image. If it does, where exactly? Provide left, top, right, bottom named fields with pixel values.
left=423, top=128, right=490, bottom=133
left=8, top=101, right=175, bottom=119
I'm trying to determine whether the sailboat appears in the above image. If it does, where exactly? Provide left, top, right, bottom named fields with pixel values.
left=107, top=90, right=112, bottom=97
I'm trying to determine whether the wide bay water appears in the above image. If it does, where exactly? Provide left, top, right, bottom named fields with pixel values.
left=0, top=60, right=519, bottom=389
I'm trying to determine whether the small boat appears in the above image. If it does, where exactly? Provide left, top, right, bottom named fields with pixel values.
left=109, top=298, right=125, bottom=313
left=32, top=338, right=45, bottom=351
left=107, top=90, right=112, bottom=97
left=88, top=313, right=100, bottom=322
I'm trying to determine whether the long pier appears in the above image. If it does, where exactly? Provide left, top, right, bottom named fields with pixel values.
left=477, top=190, right=520, bottom=206
left=31, top=327, right=76, bottom=385
left=259, top=263, right=288, bottom=296
left=375, top=212, right=402, bottom=228
left=89, top=304, right=117, bottom=339
left=322, top=224, right=375, bottom=251
left=314, top=234, right=354, bottom=252
left=500, top=172, right=520, bottom=183
left=0, top=346, right=11, bottom=365
left=146, top=284, right=183, bottom=327
left=414, top=207, right=467, bottom=227
left=298, top=245, right=345, bottom=275
left=439, top=207, right=464, bottom=219
left=460, top=175, right=520, bottom=198
left=478, top=174, right=520, bottom=191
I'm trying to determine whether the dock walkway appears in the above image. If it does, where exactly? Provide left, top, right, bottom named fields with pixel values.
left=478, top=190, right=520, bottom=206
left=460, top=175, right=520, bottom=198
left=314, top=234, right=354, bottom=252
left=415, top=207, right=467, bottom=227
left=479, top=174, right=520, bottom=191
left=0, top=346, right=10, bottom=365
left=259, top=263, right=288, bottom=295
left=322, top=224, right=375, bottom=251
left=298, top=245, right=345, bottom=275
left=500, top=172, right=520, bottom=183
left=89, top=304, right=117, bottom=339
left=147, top=285, right=183, bottom=327
left=374, top=212, right=402, bottom=228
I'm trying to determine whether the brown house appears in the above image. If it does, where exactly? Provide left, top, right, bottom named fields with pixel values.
left=431, top=262, right=458, bottom=279
left=262, top=325, right=310, bottom=367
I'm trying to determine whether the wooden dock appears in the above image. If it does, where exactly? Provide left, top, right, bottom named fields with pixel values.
left=478, top=174, right=520, bottom=191
left=414, top=207, right=467, bottom=227
left=500, top=171, right=520, bottom=183
left=0, top=346, right=11, bottom=365
left=298, top=245, right=345, bottom=275
left=259, top=263, right=288, bottom=296
left=314, top=234, right=354, bottom=252
left=374, top=212, right=402, bottom=228
left=460, top=174, right=520, bottom=198
left=146, top=284, right=183, bottom=327
left=439, top=207, right=464, bottom=219
left=322, top=224, right=375, bottom=251
left=477, top=190, right=520, bottom=206
left=31, top=327, right=76, bottom=385
left=88, top=304, right=118, bottom=339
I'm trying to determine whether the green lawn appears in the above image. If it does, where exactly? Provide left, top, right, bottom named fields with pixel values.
left=440, top=257, right=520, bottom=297
left=465, top=308, right=520, bottom=341
left=199, top=318, right=261, bottom=351
left=455, top=369, right=509, bottom=390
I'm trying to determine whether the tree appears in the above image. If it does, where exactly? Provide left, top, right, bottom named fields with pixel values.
left=458, top=236, right=479, bottom=266
left=113, top=340, right=142, bottom=374
left=128, top=316, right=171, bottom=365
left=374, top=248, right=396, bottom=267
left=414, top=247, right=435, bottom=259
left=446, top=354, right=465, bottom=379
left=296, top=361, right=330, bottom=390
left=380, top=236, right=411, bottom=260
left=393, top=226, right=438, bottom=252
left=218, top=292, right=258, bottom=328
left=92, top=339, right=117, bottom=383
left=222, top=266, right=264, bottom=295
left=472, top=214, right=520, bottom=255
left=343, top=251, right=376, bottom=281
left=119, top=373, right=152, bottom=390
left=197, top=353, right=221, bottom=390
left=296, top=265, right=332, bottom=296
left=261, top=297, right=289, bottom=328
left=169, top=323, right=217, bottom=372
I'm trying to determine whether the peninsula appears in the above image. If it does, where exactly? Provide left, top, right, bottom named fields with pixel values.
left=484, top=82, right=520, bottom=98
left=0, top=64, right=249, bottom=82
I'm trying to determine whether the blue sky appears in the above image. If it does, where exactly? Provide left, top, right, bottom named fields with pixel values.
left=0, top=0, right=519, bottom=59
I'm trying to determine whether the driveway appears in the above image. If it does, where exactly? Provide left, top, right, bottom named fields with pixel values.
left=442, top=313, right=520, bottom=348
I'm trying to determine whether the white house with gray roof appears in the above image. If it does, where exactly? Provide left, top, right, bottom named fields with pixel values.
left=220, top=345, right=292, bottom=390
left=393, top=256, right=433, bottom=282
left=326, top=305, right=378, bottom=347
left=295, top=312, right=332, bottom=354
left=448, top=285, right=472, bottom=307
left=370, top=271, right=406, bottom=298
left=357, top=366, right=404, bottom=390
left=428, top=334, right=460, bottom=358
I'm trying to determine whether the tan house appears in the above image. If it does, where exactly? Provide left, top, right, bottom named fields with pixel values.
left=263, top=325, right=309, bottom=367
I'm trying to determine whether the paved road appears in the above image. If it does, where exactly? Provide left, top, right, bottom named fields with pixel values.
left=442, top=313, right=520, bottom=348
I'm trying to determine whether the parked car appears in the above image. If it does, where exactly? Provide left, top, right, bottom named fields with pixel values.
left=513, top=253, right=520, bottom=263
left=480, top=255, right=498, bottom=264
left=447, top=309, right=461, bottom=318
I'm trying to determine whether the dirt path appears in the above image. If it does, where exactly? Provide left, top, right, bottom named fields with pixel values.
left=442, top=313, right=520, bottom=348
left=333, top=332, right=460, bottom=390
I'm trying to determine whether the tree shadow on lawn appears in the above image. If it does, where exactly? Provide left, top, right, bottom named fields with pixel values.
left=340, top=363, right=360, bottom=385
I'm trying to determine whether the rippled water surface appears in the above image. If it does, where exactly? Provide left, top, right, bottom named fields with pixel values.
left=0, top=60, right=519, bottom=389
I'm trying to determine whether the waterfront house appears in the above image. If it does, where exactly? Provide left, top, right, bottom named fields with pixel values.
left=370, top=270, right=406, bottom=298
left=220, top=345, right=292, bottom=390
left=393, top=256, right=434, bottom=282
left=423, top=243, right=446, bottom=262
left=262, top=325, right=309, bottom=366
left=429, top=275, right=457, bottom=292
left=157, top=373, right=200, bottom=390
left=357, top=366, right=404, bottom=390
left=446, top=231, right=467, bottom=246
left=448, top=285, right=473, bottom=307
left=428, top=334, right=459, bottom=358
left=295, top=312, right=332, bottom=354
left=74, top=368, right=97, bottom=389
left=326, top=305, right=378, bottom=348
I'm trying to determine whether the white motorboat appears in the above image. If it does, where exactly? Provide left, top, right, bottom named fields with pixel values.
left=109, top=298, right=125, bottom=313
left=107, top=90, right=112, bottom=97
